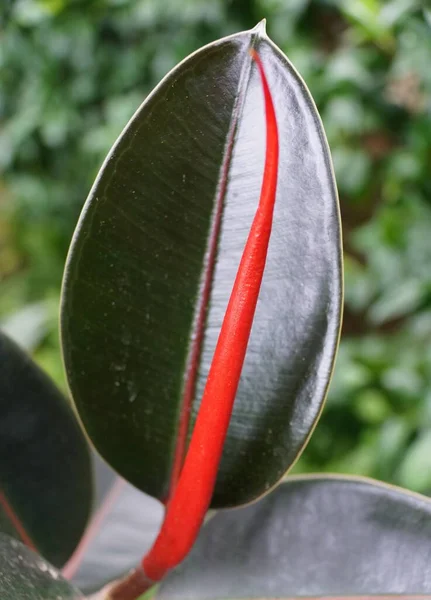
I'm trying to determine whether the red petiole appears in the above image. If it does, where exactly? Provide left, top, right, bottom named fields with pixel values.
left=141, top=48, right=279, bottom=583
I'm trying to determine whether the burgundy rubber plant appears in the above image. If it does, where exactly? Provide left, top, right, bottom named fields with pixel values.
left=1, top=21, right=431, bottom=600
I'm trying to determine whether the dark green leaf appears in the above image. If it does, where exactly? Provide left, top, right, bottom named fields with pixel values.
left=0, top=534, right=82, bottom=599
left=61, top=22, right=342, bottom=507
left=0, top=331, right=92, bottom=567
left=157, top=475, right=431, bottom=599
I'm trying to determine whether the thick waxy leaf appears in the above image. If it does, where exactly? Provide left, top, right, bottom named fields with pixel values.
left=0, top=331, right=92, bottom=567
left=0, top=534, right=82, bottom=599
left=61, top=22, right=342, bottom=507
left=157, top=476, right=431, bottom=599
left=63, top=458, right=162, bottom=594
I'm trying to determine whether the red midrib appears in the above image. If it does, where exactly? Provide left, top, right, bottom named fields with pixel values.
left=143, top=48, right=279, bottom=581
left=166, top=44, right=256, bottom=502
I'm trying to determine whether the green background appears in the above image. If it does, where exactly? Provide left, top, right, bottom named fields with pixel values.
left=1, top=0, right=431, bottom=493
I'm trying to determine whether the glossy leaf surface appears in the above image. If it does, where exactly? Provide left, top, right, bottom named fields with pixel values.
left=61, top=22, right=342, bottom=507
left=0, top=332, right=92, bottom=567
left=0, top=534, right=82, bottom=599
left=157, top=475, right=431, bottom=599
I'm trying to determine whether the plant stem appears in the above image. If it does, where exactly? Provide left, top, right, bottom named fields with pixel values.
left=88, top=567, right=153, bottom=600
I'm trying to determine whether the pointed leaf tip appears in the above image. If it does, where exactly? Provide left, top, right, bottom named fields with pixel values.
left=253, top=19, right=267, bottom=36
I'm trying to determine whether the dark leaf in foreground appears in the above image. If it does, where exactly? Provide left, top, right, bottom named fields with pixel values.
left=0, top=534, right=82, bottom=599
left=0, top=331, right=92, bottom=567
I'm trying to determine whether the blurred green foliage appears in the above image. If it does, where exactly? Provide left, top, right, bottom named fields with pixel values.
left=1, top=0, right=431, bottom=493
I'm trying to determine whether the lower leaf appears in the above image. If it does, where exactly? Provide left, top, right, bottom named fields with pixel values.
left=0, top=534, right=82, bottom=599
left=157, top=475, right=431, bottom=599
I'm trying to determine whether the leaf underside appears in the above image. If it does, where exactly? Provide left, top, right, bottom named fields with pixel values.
left=61, top=23, right=342, bottom=507
left=157, top=475, right=431, bottom=599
